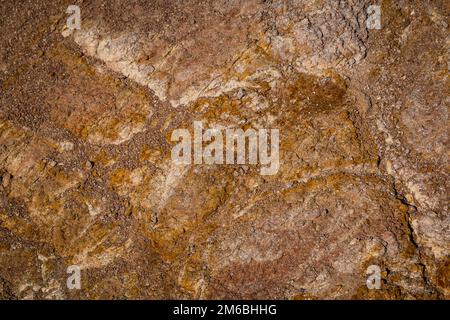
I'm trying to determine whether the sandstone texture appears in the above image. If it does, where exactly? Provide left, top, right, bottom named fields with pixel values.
left=0, top=0, right=448, bottom=299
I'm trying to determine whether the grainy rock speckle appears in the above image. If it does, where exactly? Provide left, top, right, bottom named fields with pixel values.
left=0, top=0, right=448, bottom=299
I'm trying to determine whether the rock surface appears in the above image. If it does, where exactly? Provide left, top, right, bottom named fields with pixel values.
left=0, top=0, right=448, bottom=299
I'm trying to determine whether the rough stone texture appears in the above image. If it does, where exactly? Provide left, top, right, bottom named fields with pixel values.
left=0, top=0, right=448, bottom=299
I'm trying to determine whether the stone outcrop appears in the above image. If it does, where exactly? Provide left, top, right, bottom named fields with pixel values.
left=0, top=0, right=448, bottom=299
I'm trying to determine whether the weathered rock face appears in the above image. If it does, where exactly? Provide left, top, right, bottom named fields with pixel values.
left=0, top=0, right=448, bottom=299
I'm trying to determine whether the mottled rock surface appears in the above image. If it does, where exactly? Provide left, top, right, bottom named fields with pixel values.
left=0, top=0, right=448, bottom=299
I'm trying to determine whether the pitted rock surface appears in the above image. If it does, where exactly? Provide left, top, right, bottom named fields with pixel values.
left=0, top=0, right=448, bottom=299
